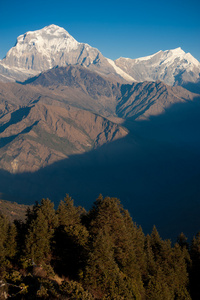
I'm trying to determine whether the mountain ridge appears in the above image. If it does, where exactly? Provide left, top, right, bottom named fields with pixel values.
left=0, top=24, right=134, bottom=83
left=115, top=47, right=200, bottom=90
left=23, top=65, right=199, bottom=120
left=0, top=25, right=199, bottom=93
left=0, top=97, right=127, bottom=173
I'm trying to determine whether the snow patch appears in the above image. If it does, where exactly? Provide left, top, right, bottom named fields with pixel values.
left=134, top=50, right=163, bottom=62
left=7, top=24, right=80, bottom=60
left=107, top=58, right=136, bottom=82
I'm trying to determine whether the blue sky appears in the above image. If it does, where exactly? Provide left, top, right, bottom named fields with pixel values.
left=0, top=0, right=199, bottom=61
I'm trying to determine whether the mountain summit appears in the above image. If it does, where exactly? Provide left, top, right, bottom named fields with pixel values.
left=0, top=25, right=135, bottom=83
left=115, top=47, right=200, bottom=87
left=3, top=25, right=79, bottom=70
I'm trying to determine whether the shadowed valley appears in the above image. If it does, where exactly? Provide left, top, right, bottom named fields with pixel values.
left=0, top=67, right=200, bottom=239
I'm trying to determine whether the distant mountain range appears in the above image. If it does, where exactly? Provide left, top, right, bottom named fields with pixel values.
left=0, top=24, right=200, bottom=93
left=0, top=25, right=200, bottom=239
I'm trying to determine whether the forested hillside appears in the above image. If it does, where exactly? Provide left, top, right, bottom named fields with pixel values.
left=0, top=195, right=199, bottom=299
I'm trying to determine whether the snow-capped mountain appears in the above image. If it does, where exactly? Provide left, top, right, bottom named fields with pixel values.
left=0, top=25, right=135, bottom=82
left=115, top=47, right=200, bottom=86
left=3, top=24, right=79, bottom=70
left=0, top=25, right=199, bottom=91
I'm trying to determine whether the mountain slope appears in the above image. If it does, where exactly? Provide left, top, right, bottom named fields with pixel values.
left=24, top=65, right=199, bottom=121
left=0, top=66, right=200, bottom=239
left=117, top=80, right=198, bottom=120
left=0, top=100, right=127, bottom=173
left=0, top=62, right=38, bottom=82
left=115, top=47, right=200, bottom=90
left=23, top=65, right=122, bottom=117
left=0, top=25, right=134, bottom=83
left=1, top=65, right=199, bottom=173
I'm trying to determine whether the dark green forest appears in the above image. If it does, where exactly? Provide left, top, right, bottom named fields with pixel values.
left=0, top=195, right=200, bottom=299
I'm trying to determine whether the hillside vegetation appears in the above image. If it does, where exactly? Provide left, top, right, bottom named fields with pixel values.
left=0, top=195, right=200, bottom=299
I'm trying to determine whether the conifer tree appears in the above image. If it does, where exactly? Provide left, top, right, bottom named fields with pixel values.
left=55, top=195, right=88, bottom=277
left=177, top=232, right=189, bottom=250
left=25, top=210, right=51, bottom=264
left=39, top=198, right=58, bottom=230
left=0, top=213, right=9, bottom=266
left=122, top=209, right=147, bottom=280
left=57, top=194, right=81, bottom=227
left=84, top=196, right=144, bottom=299
left=5, top=223, right=17, bottom=259
left=145, top=226, right=191, bottom=299
left=24, top=199, right=57, bottom=265
left=144, top=234, right=157, bottom=279
left=0, top=214, right=17, bottom=279
left=84, top=228, right=120, bottom=297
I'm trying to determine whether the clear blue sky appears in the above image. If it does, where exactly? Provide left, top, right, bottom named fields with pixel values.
left=0, top=0, right=199, bottom=61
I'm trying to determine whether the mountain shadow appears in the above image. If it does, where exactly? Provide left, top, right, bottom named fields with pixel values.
left=0, top=121, right=39, bottom=148
left=0, top=98, right=200, bottom=241
left=0, top=106, right=32, bottom=133
left=182, top=80, right=200, bottom=94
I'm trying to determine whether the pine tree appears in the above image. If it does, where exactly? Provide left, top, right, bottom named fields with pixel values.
left=122, top=209, right=147, bottom=280
left=144, top=234, right=157, bottom=279
left=145, top=226, right=191, bottom=299
left=55, top=195, right=88, bottom=278
left=39, top=198, right=58, bottom=230
left=84, top=196, right=144, bottom=299
left=5, top=223, right=17, bottom=259
left=0, top=213, right=17, bottom=279
left=24, top=198, right=57, bottom=265
left=25, top=210, right=51, bottom=264
left=84, top=228, right=120, bottom=297
left=177, top=232, right=189, bottom=249
left=0, top=213, right=9, bottom=266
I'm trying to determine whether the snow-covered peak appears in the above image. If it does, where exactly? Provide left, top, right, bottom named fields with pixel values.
left=115, top=47, right=200, bottom=86
left=9, top=25, right=79, bottom=59
left=162, top=47, right=186, bottom=60
left=118, top=47, right=200, bottom=70
left=1, top=25, right=199, bottom=86
left=17, top=24, right=75, bottom=42
left=1, top=24, right=134, bottom=82
left=41, top=24, right=67, bottom=34
left=159, top=47, right=200, bottom=69
left=17, top=24, right=68, bottom=39
left=118, top=47, right=199, bottom=67
left=168, top=47, right=185, bottom=55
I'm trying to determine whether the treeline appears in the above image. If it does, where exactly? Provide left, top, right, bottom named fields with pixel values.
left=0, top=195, right=200, bottom=299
